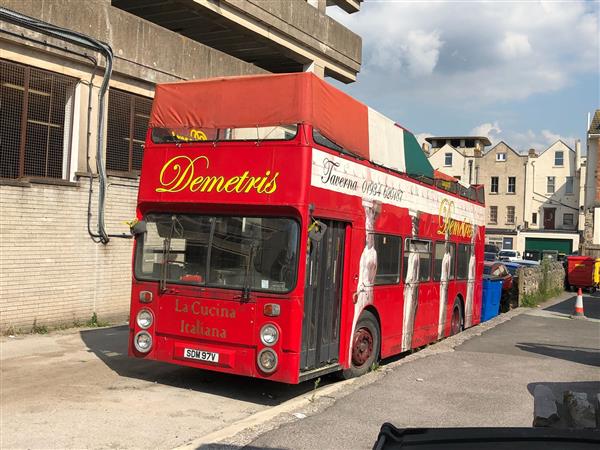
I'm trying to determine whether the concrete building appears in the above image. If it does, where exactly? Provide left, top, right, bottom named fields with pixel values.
left=425, top=136, right=491, bottom=184
left=477, top=142, right=527, bottom=251
left=0, top=0, right=362, bottom=332
left=583, top=110, right=600, bottom=256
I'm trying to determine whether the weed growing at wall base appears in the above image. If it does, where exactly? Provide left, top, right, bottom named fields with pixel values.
left=520, top=260, right=564, bottom=307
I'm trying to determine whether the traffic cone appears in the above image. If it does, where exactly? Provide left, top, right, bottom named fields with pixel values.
left=571, top=288, right=586, bottom=319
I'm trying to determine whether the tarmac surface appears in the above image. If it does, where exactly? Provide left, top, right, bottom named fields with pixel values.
left=240, top=292, right=599, bottom=450
left=1, top=292, right=598, bottom=450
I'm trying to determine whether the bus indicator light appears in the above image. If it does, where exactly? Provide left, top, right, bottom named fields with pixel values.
left=263, top=303, right=280, bottom=317
left=139, top=291, right=153, bottom=303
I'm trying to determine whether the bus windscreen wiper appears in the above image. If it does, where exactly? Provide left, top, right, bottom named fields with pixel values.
left=159, top=215, right=182, bottom=293
left=239, top=242, right=256, bottom=302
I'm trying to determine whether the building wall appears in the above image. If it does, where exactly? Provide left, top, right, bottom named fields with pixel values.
left=427, top=144, right=467, bottom=180
left=0, top=178, right=136, bottom=331
left=0, top=1, right=361, bottom=332
left=526, top=141, right=580, bottom=232
left=478, top=142, right=526, bottom=230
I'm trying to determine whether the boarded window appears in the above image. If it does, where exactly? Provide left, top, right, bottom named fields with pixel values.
left=0, top=59, right=76, bottom=179
left=106, top=89, right=152, bottom=173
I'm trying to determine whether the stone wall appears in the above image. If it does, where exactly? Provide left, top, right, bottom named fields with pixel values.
left=517, top=262, right=565, bottom=301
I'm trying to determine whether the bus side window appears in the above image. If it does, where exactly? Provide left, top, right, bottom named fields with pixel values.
left=456, top=244, right=471, bottom=279
left=433, top=241, right=457, bottom=282
left=403, top=239, right=431, bottom=282
left=372, top=233, right=401, bottom=285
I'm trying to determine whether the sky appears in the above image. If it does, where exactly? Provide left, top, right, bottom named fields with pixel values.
left=328, top=0, right=599, bottom=154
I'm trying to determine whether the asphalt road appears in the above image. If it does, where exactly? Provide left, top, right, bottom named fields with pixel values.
left=1, top=293, right=598, bottom=450
left=0, top=325, right=327, bottom=449
left=244, top=293, right=600, bottom=450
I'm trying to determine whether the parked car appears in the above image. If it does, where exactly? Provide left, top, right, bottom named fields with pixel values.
left=511, top=259, right=540, bottom=267
left=523, top=249, right=541, bottom=261
left=484, top=252, right=497, bottom=261
left=485, top=243, right=500, bottom=254
left=503, top=262, right=522, bottom=277
left=483, top=262, right=513, bottom=292
left=542, top=250, right=559, bottom=261
left=497, top=249, right=521, bottom=262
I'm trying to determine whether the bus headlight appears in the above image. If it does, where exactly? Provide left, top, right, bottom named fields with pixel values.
left=257, top=348, right=278, bottom=373
left=260, top=324, right=279, bottom=346
left=134, top=331, right=153, bottom=353
left=136, top=309, right=153, bottom=329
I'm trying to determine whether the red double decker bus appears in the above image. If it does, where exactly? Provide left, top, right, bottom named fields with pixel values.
left=128, top=73, right=485, bottom=384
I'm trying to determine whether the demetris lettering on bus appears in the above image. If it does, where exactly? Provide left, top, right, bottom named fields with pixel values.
left=156, top=155, right=279, bottom=194
left=437, top=198, right=474, bottom=239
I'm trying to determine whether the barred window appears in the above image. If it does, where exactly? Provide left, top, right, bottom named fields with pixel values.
left=0, top=59, right=76, bottom=180
left=106, top=89, right=152, bottom=174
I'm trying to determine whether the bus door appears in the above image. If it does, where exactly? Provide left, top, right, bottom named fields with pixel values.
left=301, top=220, right=345, bottom=372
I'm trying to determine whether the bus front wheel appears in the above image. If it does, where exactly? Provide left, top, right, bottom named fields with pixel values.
left=342, top=310, right=380, bottom=379
left=450, top=298, right=464, bottom=336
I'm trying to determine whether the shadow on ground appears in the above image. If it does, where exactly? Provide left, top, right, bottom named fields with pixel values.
left=198, top=445, right=287, bottom=450
left=516, top=343, right=600, bottom=367
left=543, top=294, right=600, bottom=319
left=80, top=326, right=335, bottom=406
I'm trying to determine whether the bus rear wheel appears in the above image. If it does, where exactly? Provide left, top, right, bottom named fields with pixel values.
left=342, top=310, right=380, bottom=379
left=450, top=299, right=464, bottom=336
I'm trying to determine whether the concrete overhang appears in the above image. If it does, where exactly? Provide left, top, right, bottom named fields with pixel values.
left=112, top=0, right=362, bottom=83
left=327, top=0, right=362, bottom=14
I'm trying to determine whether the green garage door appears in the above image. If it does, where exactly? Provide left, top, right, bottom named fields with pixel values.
left=525, top=237, right=573, bottom=254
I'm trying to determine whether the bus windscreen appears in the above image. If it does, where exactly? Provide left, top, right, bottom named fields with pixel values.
left=134, top=214, right=299, bottom=293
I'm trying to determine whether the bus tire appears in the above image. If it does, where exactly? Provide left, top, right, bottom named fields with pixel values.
left=342, top=310, right=380, bottom=379
left=450, top=298, right=464, bottom=336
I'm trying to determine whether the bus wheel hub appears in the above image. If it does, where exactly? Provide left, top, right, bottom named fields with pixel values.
left=352, top=328, right=373, bottom=367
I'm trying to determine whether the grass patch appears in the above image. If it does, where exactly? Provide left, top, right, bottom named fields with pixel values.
left=85, top=312, right=110, bottom=328
left=521, top=287, right=563, bottom=308
left=31, top=319, right=48, bottom=334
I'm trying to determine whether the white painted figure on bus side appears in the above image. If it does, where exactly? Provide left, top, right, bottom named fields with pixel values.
left=437, top=228, right=452, bottom=339
left=401, top=209, right=420, bottom=352
left=349, top=199, right=380, bottom=362
left=464, top=225, right=478, bottom=327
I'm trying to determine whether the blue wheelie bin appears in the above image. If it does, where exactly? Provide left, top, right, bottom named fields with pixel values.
left=481, top=277, right=503, bottom=322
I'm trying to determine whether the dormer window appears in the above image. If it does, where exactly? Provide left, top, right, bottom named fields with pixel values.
left=496, top=153, right=506, bottom=162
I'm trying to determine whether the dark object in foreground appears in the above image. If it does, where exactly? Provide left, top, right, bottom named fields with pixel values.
left=373, top=424, right=600, bottom=449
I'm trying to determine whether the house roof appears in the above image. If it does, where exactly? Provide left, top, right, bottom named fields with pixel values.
left=425, top=136, right=492, bottom=146
left=589, top=110, right=600, bottom=134
left=483, top=141, right=525, bottom=158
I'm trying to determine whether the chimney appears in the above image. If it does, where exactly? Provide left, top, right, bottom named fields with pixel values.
left=575, top=139, right=581, bottom=169
left=528, top=148, right=537, bottom=158
left=422, top=142, right=430, bottom=156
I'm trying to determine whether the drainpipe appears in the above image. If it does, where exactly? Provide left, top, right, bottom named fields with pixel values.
left=0, top=7, right=116, bottom=244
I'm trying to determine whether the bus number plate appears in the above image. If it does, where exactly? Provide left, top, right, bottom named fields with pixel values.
left=184, top=348, right=219, bottom=363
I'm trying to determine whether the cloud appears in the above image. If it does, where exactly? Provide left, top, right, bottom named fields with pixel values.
left=471, top=123, right=579, bottom=152
left=498, top=32, right=532, bottom=59
left=414, top=132, right=433, bottom=148
left=470, top=122, right=502, bottom=139
left=329, top=1, right=598, bottom=104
